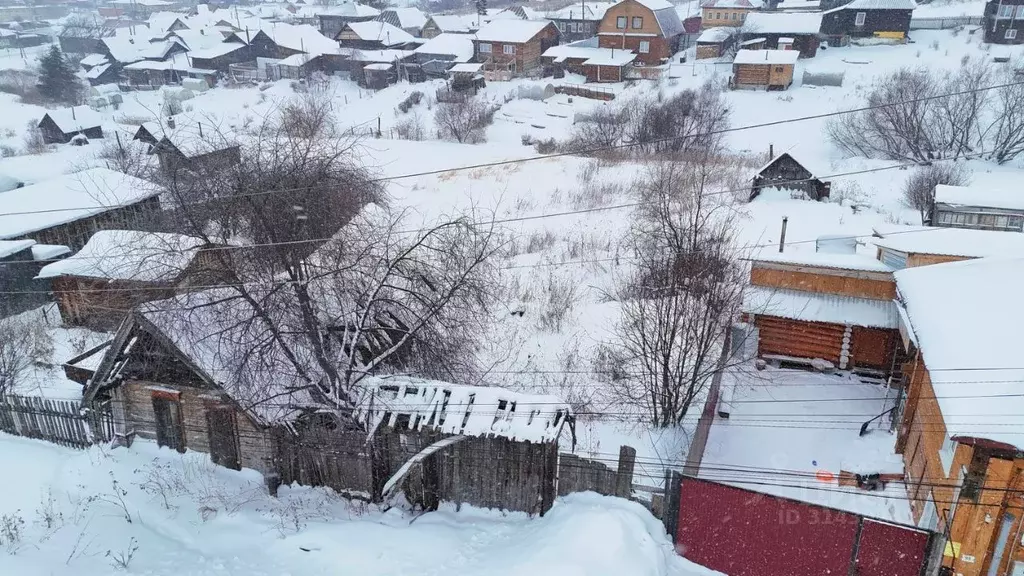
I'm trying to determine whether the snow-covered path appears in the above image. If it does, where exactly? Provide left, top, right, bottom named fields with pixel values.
left=0, top=434, right=718, bottom=576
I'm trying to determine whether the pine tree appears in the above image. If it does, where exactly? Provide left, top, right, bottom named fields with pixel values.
left=37, top=45, right=81, bottom=105
left=475, top=0, right=487, bottom=16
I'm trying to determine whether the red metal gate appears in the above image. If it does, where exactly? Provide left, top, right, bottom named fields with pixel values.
left=673, top=476, right=933, bottom=576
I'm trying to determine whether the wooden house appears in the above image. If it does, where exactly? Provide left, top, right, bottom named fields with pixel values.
left=872, top=225, right=1024, bottom=269
left=700, top=0, right=764, bottom=29
left=83, top=289, right=574, bottom=514
left=38, top=107, right=104, bottom=145
left=473, top=20, right=560, bottom=77
left=542, top=44, right=638, bottom=82
left=348, top=49, right=416, bottom=86
left=984, top=0, right=1024, bottom=44
left=820, top=0, right=915, bottom=43
left=750, top=150, right=830, bottom=200
left=741, top=11, right=822, bottom=56
left=414, top=33, right=475, bottom=72
left=596, top=0, right=684, bottom=65
left=336, top=20, right=417, bottom=50
left=742, top=239, right=900, bottom=374
left=0, top=240, right=64, bottom=319
left=420, top=14, right=480, bottom=38
left=133, top=116, right=241, bottom=175
left=0, top=168, right=161, bottom=251
left=316, top=1, right=380, bottom=38
left=731, top=48, right=798, bottom=89
left=35, top=230, right=221, bottom=331
left=929, top=184, right=1024, bottom=232
left=695, top=26, right=735, bottom=58
left=892, top=256, right=1024, bottom=576
left=545, top=2, right=616, bottom=43
left=374, top=8, right=427, bottom=37
left=186, top=41, right=248, bottom=72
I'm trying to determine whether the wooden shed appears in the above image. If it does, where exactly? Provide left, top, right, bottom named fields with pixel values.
left=695, top=26, right=734, bottom=58
left=732, top=48, right=799, bottom=89
left=750, top=150, right=830, bottom=201
left=743, top=240, right=900, bottom=374
left=38, top=106, right=104, bottom=145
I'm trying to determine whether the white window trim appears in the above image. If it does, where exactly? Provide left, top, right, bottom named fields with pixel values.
left=639, top=40, right=650, bottom=53
left=855, top=11, right=867, bottom=25
left=479, top=42, right=492, bottom=53
left=503, top=44, right=516, bottom=54
left=1007, top=28, right=1018, bottom=39
left=998, top=4, right=1014, bottom=18
left=616, top=15, right=627, bottom=29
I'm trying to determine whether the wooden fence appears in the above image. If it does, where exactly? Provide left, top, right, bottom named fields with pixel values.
left=557, top=445, right=636, bottom=498
left=554, top=84, right=616, bottom=101
left=625, top=66, right=664, bottom=81
left=0, top=394, right=113, bottom=448
left=909, top=16, right=983, bottom=29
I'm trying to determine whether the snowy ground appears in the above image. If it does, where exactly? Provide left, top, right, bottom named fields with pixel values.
left=8, top=304, right=107, bottom=399
left=702, top=366, right=912, bottom=524
left=0, top=434, right=719, bottom=576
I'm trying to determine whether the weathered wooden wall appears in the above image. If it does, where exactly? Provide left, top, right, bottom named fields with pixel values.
left=755, top=315, right=845, bottom=364
left=906, top=253, right=971, bottom=268
left=750, top=263, right=896, bottom=300
left=0, top=394, right=111, bottom=448
left=121, top=379, right=276, bottom=474
left=557, top=452, right=618, bottom=496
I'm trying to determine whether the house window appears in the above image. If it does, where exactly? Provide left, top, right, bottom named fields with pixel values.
left=1010, top=215, right=1024, bottom=230
left=731, top=12, right=737, bottom=20
left=855, top=11, right=867, bottom=25
left=1006, top=28, right=1018, bottom=39
left=479, top=42, right=492, bottom=53
left=960, top=451, right=991, bottom=503
left=879, top=247, right=908, bottom=269
left=616, top=15, right=627, bottom=28
left=774, top=66, right=783, bottom=72
left=1017, top=5, right=1024, bottom=18
left=503, top=44, right=516, bottom=54
left=740, top=12, right=746, bottom=21
left=632, top=16, right=643, bottom=28
left=716, top=11, right=722, bottom=19
left=557, top=21, right=565, bottom=31
left=639, top=40, right=650, bottom=53
left=999, top=4, right=1014, bottom=17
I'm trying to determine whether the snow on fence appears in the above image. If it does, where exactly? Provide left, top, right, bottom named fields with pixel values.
left=909, top=16, right=983, bottom=30
left=624, top=66, right=664, bottom=81
left=802, top=70, right=845, bottom=87
left=0, top=394, right=113, bottom=448
left=557, top=446, right=636, bottom=499
left=555, top=84, right=616, bottom=101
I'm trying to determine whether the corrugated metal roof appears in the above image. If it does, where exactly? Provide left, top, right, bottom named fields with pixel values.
left=743, top=286, right=898, bottom=328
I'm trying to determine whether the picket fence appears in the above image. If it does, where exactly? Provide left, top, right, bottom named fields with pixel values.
left=0, top=394, right=114, bottom=449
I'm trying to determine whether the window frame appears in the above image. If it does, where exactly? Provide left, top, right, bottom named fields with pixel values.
left=855, top=11, right=867, bottom=25
left=632, top=16, right=643, bottom=28
left=639, top=40, right=651, bottom=53
left=1006, top=28, right=1018, bottom=39
left=999, top=4, right=1014, bottom=18
left=616, top=15, right=627, bottom=29
left=503, top=43, right=516, bottom=54
left=478, top=42, right=492, bottom=53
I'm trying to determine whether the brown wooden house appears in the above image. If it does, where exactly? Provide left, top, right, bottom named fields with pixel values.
left=35, top=230, right=223, bottom=331
left=133, top=117, right=241, bottom=175
left=893, top=256, right=1024, bottom=576
left=38, top=107, right=104, bottom=145
left=597, top=0, right=685, bottom=65
left=472, top=20, right=560, bottom=77
left=0, top=168, right=161, bottom=251
left=750, top=150, right=830, bottom=201
left=732, top=48, right=798, bottom=89
left=872, top=225, right=1024, bottom=270
left=336, top=20, right=417, bottom=50
left=742, top=240, right=900, bottom=374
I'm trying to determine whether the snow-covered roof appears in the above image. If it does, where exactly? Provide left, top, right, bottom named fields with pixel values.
left=343, top=20, right=416, bottom=45
left=316, top=1, right=380, bottom=17
left=473, top=19, right=553, bottom=43
left=0, top=239, right=35, bottom=259
left=349, top=48, right=415, bottom=63
left=0, top=169, right=161, bottom=240
left=80, top=53, right=109, bottom=67
left=355, top=375, right=571, bottom=444
left=743, top=11, right=823, bottom=34
left=264, top=23, right=340, bottom=54
left=414, top=32, right=475, bottom=62
left=632, top=0, right=676, bottom=10
left=734, top=48, right=800, bottom=65
left=752, top=150, right=824, bottom=179
left=873, top=226, right=1024, bottom=258
left=40, top=106, right=102, bottom=133
left=363, top=62, right=393, bottom=70
left=0, top=172, right=22, bottom=193
left=697, top=26, right=733, bottom=42
left=933, top=184, right=1024, bottom=211
left=895, top=257, right=1024, bottom=449
left=84, top=64, right=112, bottom=80
left=743, top=285, right=899, bottom=328
left=376, top=7, right=426, bottom=30
left=186, top=41, right=246, bottom=59
left=129, top=289, right=321, bottom=425
left=777, top=0, right=821, bottom=8
left=751, top=248, right=894, bottom=273
left=31, top=244, right=71, bottom=261
left=701, top=0, right=764, bottom=8
left=824, top=0, right=916, bottom=12
left=543, top=44, right=637, bottom=65
left=546, top=2, right=616, bottom=20
left=425, top=14, right=479, bottom=33
left=36, top=230, right=205, bottom=282
left=91, top=83, right=121, bottom=96
left=449, top=62, right=483, bottom=73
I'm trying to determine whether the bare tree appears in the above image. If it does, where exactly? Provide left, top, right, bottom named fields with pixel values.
left=934, top=63, right=991, bottom=158
left=604, top=157, right=744, bottom=427
left=434, top=96, right=496, bottom=144
left=0, top=318, right=32, bottom=395
left=986, top=70, right=1024, bottom=164
left=902, top=162, right=971, bottom=222
left=150, top=96, right=500, bottom=419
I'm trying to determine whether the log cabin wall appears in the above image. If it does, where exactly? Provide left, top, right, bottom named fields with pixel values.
left=750, top=261, right=896, bottom=300
left=906, top=253, right=972, bottom=268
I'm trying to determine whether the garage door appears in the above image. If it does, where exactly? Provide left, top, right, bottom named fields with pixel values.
left=755, top=315, right=845, bottom=365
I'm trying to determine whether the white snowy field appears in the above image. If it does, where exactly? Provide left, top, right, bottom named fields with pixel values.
left=702, top=366, right=912, bottom=524
left=0, top=434, right=720, bottom=576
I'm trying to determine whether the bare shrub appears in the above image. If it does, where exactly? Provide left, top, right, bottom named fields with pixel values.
left=534, top=138, right=557, bottom=153
left=902, top=162, right=971, bottom=222
left=0, top=317, right=33, bottom=395
left=396, top=90, right=423, bottom=114
left=98, top=137, right=151, bottom=177
left=106, top=537, right=138, bottom=569
left=577, top=160, right=599, bottom=185
left=537, top=271, right=578, bottom=332
left=0, top=513, right=24, bottom=553
left=525, top=230, right=557, bottom=253
left=0, top=69, right=42, bottom=104
left=435, top=96, right=497, bottom=144
left=0, top=144, right=16, bottom=157
left=278, top=91, right=336, bottom=139
left=394, top=111, right=425, bottom=141
left=569, top=181, right=623, bottom=210
left=22, top=122, right=46, bottom=154
left=542, top=341, right=596, bottom=415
